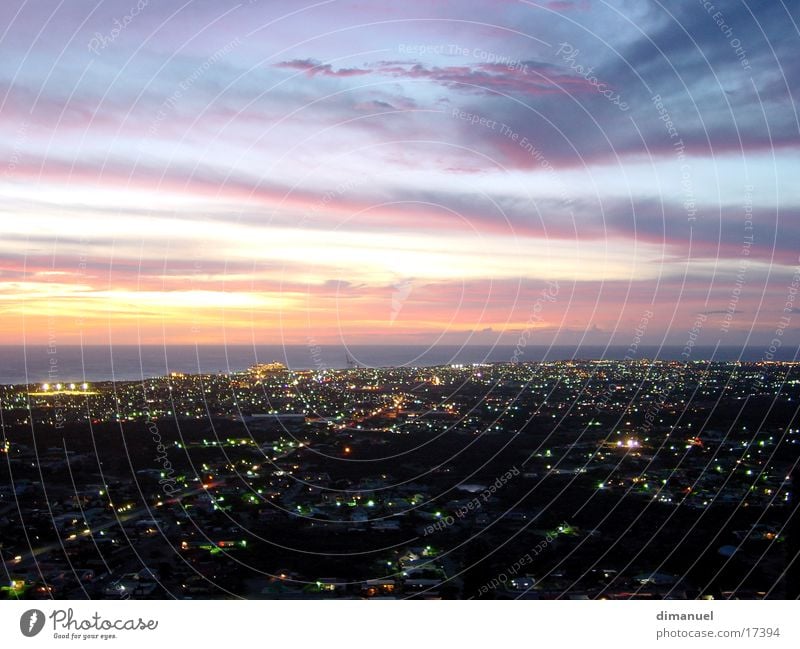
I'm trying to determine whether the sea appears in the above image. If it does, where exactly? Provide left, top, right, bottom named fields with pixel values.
left=0, top=344, right=797, bottom=386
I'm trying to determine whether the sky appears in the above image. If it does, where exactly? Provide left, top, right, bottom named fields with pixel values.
left=0, top=0, right=798, bottom=351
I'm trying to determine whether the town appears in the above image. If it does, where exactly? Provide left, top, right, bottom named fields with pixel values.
left=1, top=359, right=797, bottom=599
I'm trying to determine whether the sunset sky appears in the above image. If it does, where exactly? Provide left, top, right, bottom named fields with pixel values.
left=1, top=0, right=798, bottom=348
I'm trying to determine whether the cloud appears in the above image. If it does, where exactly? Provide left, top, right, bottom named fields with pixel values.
left=544, top=0, right=590, bottom=10
left=275, top=56, right=601, bottom=98
left=374, top=60, right=598, bottom=97
left=1, top=0, right=797, bottom=345
left=276, top=58, right=371, bottom=77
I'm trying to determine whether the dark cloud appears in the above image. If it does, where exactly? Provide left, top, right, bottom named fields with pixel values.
left=600, top=197, right=800, bottom=264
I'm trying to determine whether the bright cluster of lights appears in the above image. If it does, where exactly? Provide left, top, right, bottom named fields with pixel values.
left=40, top=382, right=90, bottom=392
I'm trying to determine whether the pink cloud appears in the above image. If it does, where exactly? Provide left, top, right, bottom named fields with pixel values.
left=375, top=60, right=598, bottom=97
left=276, top=58, right=372, bottom=78
left=275, top=57, right=599, bottom=97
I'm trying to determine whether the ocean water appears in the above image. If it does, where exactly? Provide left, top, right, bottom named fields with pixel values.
left=0, top=344, right=797, bottom=385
